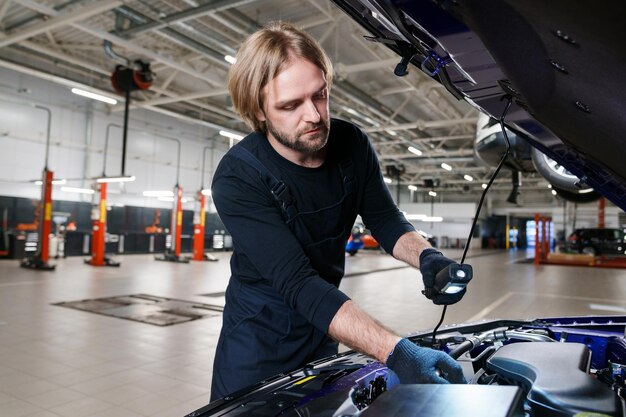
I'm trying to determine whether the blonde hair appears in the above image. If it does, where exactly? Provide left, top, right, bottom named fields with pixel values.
left=228, top=21, right=334, bottom=133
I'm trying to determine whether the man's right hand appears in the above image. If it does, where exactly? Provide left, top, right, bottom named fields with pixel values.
left=386, top=338, right=466, bottom=384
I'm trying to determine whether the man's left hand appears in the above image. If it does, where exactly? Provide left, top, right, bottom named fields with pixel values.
left=419, top=248, right=467, bottom=305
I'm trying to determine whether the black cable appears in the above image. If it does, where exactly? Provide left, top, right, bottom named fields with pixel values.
left=431, top=96, right=514, bottom=347
left=431, top=305, right=447, bottom=347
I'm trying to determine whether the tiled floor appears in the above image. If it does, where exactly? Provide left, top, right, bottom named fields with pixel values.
left=1, top=249, right=625, bottom=416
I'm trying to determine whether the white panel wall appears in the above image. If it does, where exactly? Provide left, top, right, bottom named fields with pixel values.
left=0, top=67, right=230, bottom=210
left=397, top=202, right=481, bottom=248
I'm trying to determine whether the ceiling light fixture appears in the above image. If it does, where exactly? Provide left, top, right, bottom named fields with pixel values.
left=551, top=190, right=557, bottom=196
left=224, top=55, right=237, bottom=64
left=408, top=146, right=422, bottom=156
left=71, top=88, right=117, bottom=105
left=481, top=183, right=488, bottom=189
left=464, top=174, right=474, bottom=182
left=405, top=214, right=426, bottom=220
left=423, top=216, right=443, bottom=222
left=441, top=163, right=452, bottom=171
left=61, top=186, right=94, bottom=194
left=408, top=185, right=418, bottom=191
left=96, top=175, right=136, bottom=183
left=157, top=196, right=175, bottom=202
left=383, top=177, right=393, bottom=184
left=201, top=189, right=212, bottom=196
left=428, top=191, right=437, bottom=197
left=219, top=130, right=244, bottom=141
left=34, top=178, right=67, bottom=185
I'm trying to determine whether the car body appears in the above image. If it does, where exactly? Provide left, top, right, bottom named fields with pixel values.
left=187, top=1, right=626, bottom=416
left=567, top=228, right=626, bottom=256
left=330, top=0, right=626, bottom=212
left=188, top=316, right=626, bottom=416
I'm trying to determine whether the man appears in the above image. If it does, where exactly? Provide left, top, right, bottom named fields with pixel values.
left=210, top=21, right=467, bottom=400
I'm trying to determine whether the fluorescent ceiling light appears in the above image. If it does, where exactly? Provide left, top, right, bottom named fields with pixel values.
left=423, top=216, right=443, bottom=222
left=405, top=213, right=426, bottom=220
left=224, top=55, right=236, bottom=64
left=143, top=190, right=174, bottom=197
left=408, top=185, right=418, bottom=191
left=385, top=129, right=397, bottom=136
left=482, top=183, right=488, bottom=189
left=383, top=176, right=393, bottom=184
left=61, top=186, right=94, bottom=194
left=464, top=175, right=473, bottom=182
left=181, top=198, right=188, bottom=203
left=96, top=175, right=136, bottom=183
left=408, top=146, right=422, bottom=156
left=201, top=189, right=212, bottom=196
left=364, top=117, right=380, bottom=126
left=346, top=108, right=358, bottom=115
left=71, top=88, right=117, bottom=105
left=157, top=196, right=175, bottom=202
left=428, top=191, right=437, bottom=197
left=547, top=184, right=552, bottom=189
left=441, top=163, right=452, bottom=171
left=551, top=190, right=557, bottom=196
left=34, top=178, right=67, bottom=185
left=219, top=130, right=243, bottom=140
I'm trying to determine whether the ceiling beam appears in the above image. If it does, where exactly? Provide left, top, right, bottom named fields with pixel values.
left=0, top=1, right=122, bottom=48
left=363, top=117, right=479, bottom=133
left=12, top=0, right=223, bottom=85
left=0, top=0, right=13, bottom=24
left=111, top=89, right=229, bottom=112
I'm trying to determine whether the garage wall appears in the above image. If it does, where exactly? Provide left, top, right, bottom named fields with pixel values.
left=0, top=68, right=230, bottom=210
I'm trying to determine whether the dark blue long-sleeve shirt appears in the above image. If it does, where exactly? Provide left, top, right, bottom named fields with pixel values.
left=211, top=118, right=414, bottom=332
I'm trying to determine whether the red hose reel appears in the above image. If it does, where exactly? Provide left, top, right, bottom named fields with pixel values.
left=111, top=60, right=155, bottom=94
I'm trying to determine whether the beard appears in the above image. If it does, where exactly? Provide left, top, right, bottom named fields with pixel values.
left=266, top=118, right=330, bottom=154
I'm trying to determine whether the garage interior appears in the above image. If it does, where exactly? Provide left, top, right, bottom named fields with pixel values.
left=0, top=1, right=625, bottom=416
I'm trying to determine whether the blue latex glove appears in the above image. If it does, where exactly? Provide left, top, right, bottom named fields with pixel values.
left=419, top=248, right=467, bottom=305
left=386, top=338, right=466, bottom=384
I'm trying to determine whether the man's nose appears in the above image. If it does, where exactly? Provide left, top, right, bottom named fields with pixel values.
left=302, top=100, right=321, bottom=123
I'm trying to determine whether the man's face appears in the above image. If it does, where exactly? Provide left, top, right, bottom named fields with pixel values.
left=259, top=58, right=330, bottom=155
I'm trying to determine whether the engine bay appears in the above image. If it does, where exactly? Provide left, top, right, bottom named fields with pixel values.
left=187, top=316, right=626, bottom=417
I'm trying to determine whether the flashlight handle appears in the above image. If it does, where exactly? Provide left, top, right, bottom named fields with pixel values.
left=433, top=264, right=453, bottom=293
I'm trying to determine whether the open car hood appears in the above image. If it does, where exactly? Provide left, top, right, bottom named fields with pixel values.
left=187, top=316, right=626, bottom=416
left=330, top=0, right=626, bottom=210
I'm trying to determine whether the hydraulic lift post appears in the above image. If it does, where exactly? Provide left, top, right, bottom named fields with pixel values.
left=21, top=105, right=55, bottom=270
left=155, top=137, right=189, bottom=263
left=86, top=182, right=119, bottom=267
left=173, top=185, right=184, bottom=259
left=192, top=190, right=206, bottom=261
left=191, top=146, right=217, bottom=262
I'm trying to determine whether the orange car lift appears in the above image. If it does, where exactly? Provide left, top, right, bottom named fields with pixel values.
left=192, top=147, right=218, bottom=262
left=85, top=182, right=119, bottom=267
left=155, top=137, right=190, bottom=263
left=21, top=105, right=55, bottom=271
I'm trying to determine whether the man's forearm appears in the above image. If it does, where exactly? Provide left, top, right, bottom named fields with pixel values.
left=327, top=300, right=401, bottom=363
left=392, top=231, right=432, bottom=268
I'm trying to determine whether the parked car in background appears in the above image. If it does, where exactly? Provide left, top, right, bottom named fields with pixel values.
left=567, top=228, right=626, bottom=256
left=346, top=224, right=381, bottom=255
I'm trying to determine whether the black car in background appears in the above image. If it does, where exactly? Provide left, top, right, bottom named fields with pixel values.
left=567, top=228, right=626, bottom=256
